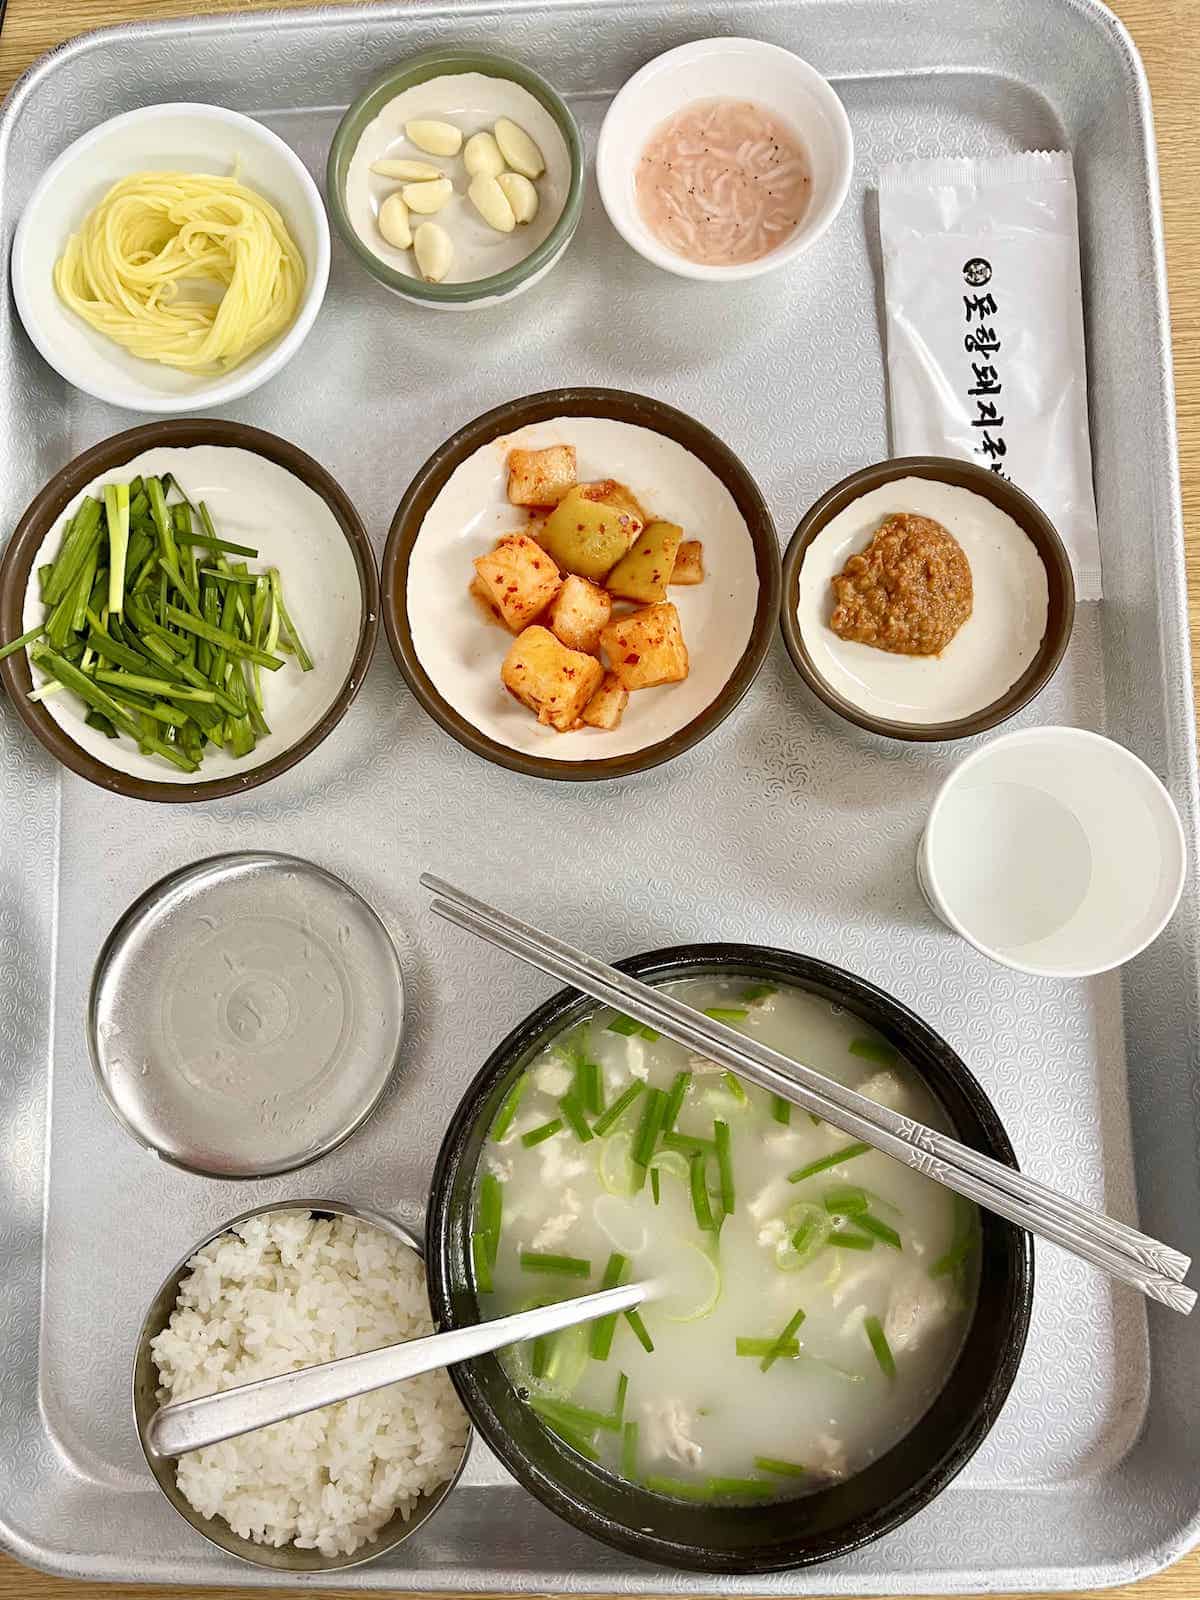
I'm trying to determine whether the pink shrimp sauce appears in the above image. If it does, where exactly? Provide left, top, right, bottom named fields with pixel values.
left=635, top=97, right=811, bottom=267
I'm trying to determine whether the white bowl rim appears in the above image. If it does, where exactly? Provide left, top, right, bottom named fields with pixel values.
left=595, top=36, right=854, bottom=283
left=922, top=724, right=1188, bottom=979
left=11, top=101, right=331, bottom=415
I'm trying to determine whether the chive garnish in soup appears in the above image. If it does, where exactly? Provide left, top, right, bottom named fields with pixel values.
left=635, top=99, right=811, bottom=267
left=470, top=977, right=980, bottom=1503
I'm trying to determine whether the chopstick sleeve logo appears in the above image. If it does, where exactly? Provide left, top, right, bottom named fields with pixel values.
left=962, top=262, right=1008, bottom=478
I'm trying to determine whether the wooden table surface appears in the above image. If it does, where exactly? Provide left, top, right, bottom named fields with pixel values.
left=0, top=0, right=1197, bottom=1596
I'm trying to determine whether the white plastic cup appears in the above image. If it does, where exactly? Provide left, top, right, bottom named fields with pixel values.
left=918, top=726, right=1187, bottom=978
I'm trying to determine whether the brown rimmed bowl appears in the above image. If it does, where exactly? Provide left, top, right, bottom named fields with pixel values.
left=779, top=456, right=1075, bottom=742
left=426, top=943, right=1034, bottom=1573
left=382, top=387, right=781, bottom=781
left=0, top=420, right=379, bottom=802
left=133, top=1199, right=473, bottom=1571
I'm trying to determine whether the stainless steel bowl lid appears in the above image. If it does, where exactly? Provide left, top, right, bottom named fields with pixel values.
left=89, top=853, right=404, bottom=1178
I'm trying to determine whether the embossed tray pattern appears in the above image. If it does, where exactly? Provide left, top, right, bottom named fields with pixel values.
left=1, top=0, right=1198, bottom=1590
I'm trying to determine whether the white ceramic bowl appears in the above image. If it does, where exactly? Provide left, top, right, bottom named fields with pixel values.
left=12, top=103, right=330, bottom=414
left=918, top=726, right=1187, bottom=979
left=595, top=37, right=853, bottom=282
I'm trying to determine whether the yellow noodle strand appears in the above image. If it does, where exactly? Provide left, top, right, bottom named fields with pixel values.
left=53, top=171, right=305, bottom=373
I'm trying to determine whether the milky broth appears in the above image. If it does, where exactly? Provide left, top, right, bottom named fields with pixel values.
left=471, top=977, right=979, bottom=1501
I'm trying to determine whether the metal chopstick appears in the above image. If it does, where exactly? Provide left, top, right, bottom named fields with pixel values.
left=421, top=876, right=1195, bottom=1315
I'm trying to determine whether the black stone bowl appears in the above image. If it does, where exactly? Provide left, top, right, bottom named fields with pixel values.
left=426, top=944, right=1033, bottom=1573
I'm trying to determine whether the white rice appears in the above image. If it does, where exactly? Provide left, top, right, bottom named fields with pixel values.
left=149, top=1210, right=470, bottom=1557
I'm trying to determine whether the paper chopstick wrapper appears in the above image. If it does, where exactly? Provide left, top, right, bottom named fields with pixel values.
left=877, top=152, right=1101, bottom=600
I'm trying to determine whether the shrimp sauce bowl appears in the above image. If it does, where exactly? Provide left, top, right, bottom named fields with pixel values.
left=426, top=945, right=1032, bottom=1572
left=596, top=38, right=853, bottom=283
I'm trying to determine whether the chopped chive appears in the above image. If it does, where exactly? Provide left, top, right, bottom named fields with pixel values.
left=645, top=1475, right=713, bottom=1502
left=530, top=1395, right=620, bottom=1433
left=762, top=1306, right=806, bottom=1373
left=830, top=1231, right=875, bottom=1251
left=163, top=604, right=285, bottom=668
left=857, top=1213, right=902, bottom=1249
left=789, top=1143, right=871, bottom=1183
left=790, top=1213, right=823, bottom=1255
left=771, top=1094, right=791, bottom=1125
left=520, top=1251, right=591, bottom=1278
left=559, top=1095, right=594, bottom=1144
left=606, top=1013, right=660, bottom=1041
left=714, top=1120, right=735, bottom=1215
left=721, top=1070, right=747, bottom=1104
left=541, top=1415, right=599, bottom=1460
left=268, top=569, right=313, bottom=672
left=624, top=1308, right=654, bottom=1353
left=865, top=1314, right=897, bottom=1379
left=755, top=1456, right=806, bottom=1477
left=708, top=1477, right=775, bottom=1498
left=705, top=1006, right=749, bottom=1024
left=0, top=623, right=46, bottom=662
left=531, top=1335, right=549, bottom=1378
left=689, top=1151, right=717, bottom=1233
left=521, top=1118, right=563, bottom=1149
left=742, top=983, right=777, bottom=1002
left=607, top=1015, right=639, bottom=1036
left=621, top=1420, right=639, bottom=1479
left=631, top=1086, right=667, bottom=1174
left=661, top=1131, right=715, bottom=1157
left=491, top=1075, right=527, bottom=1142
left=583, top=1057, right=604, bottom=1116
left=849, top=1036, right=898, bottom=1067
left=662, top=1070, right=691, bottom=1134
left=471, top=1232, right=494, bottom=1294
left=478, top=1173, right=503, bottom=1266
left=611, top=1370, right=629, bottom=1425
left=823, top=1186, right=870, bottom=1216
left=736, top=1336, right=799, bottom=1359
left=650, top=1167, right=661, bottom=1205
left=593, top=1080, right=644, bottom=1137
left=589, top=1253, right=628, bottom=1361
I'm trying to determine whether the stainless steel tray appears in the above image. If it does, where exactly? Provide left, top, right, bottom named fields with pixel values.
left=1, top=0, right=1197, bottom=1591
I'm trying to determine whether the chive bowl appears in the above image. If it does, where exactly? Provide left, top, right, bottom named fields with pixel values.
left=425, top=944, right=1033, bottom=1573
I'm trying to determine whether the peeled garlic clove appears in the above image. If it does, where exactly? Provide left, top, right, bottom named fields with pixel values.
left=494, top=118, right=545, bottom=180
left=463, top=130, right=505, bottom=179
left=401, top=177, right=453, bottom=215
left=497, top=171, right=538, bottom=225
left=414, top=221, right=453, bottom=283
left=377, top=192, right=412, bottom=249
left=467, top=173, right=516, bottom=233
left=370, top=158, right=443, bottom=181
left=405, top=119, right=462, bottom=157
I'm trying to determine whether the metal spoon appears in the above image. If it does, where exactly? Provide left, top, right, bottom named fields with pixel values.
left=145, top=1279, right=653, bottom=1459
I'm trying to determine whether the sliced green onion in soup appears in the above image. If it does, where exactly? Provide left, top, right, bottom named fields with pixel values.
left=849, top=1036, right=898, bottom=1067
left=864, top=1314, right=897, bottom=1378
left=857, top=1212, right=902, bottom=1249
left=624, top=1307, right=655, bottom=1352
left=754, top=1456, right=806, bottom=1477
left=773, top=1202, right=832, bottom=1271
left=788, top=1142, right=871, bottom=1183
left=592, top=1080, right=645, bottom=1137
left=661, top=1240, right=722, bottom=1322
left=596, top=1132, right=639, bottom=1198
left=490, top=1074, right=527, bottom=1142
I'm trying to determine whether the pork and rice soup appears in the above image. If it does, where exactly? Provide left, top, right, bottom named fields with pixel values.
left=470, top=978, right=979, bottom=1501
left=149, top=1210, right=470, bottom=1557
